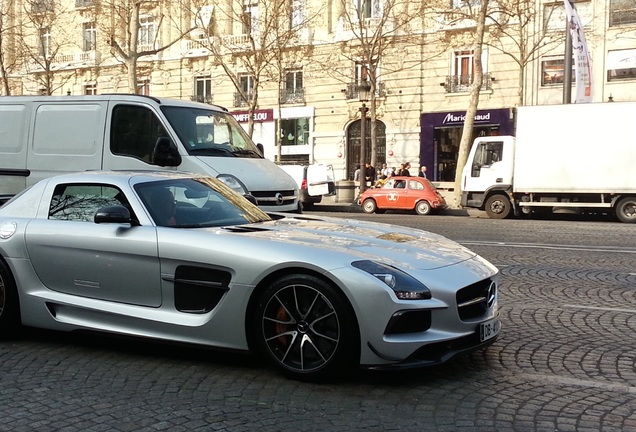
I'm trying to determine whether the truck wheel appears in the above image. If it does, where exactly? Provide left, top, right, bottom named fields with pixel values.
left=415, top=201, right=431, bottom=215
left=362, top=199, right=377, bottom=214
left=616, top=197, right=636, bottom=223
left=485, top=194, right=511, bottom=219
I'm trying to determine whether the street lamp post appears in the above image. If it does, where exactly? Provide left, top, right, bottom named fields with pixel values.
left=358, top=81, right=371, bottom=195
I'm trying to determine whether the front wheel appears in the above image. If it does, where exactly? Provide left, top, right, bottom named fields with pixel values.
left=0, top=259, right=20, bottom=338
left=616, top=196, right=636, bottom=223
left=362, top=199, right=377, bottom=214
left=484, top=194, right=512, bottom=219
left=415, top=201, right=432, bottom=215
left=253, top=274, right=359, bottom=381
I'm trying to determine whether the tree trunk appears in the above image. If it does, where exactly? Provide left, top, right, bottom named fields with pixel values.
left=452, top=0, right=489, bottom=208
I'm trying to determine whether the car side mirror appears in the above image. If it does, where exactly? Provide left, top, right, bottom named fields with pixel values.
left=95, top=205, right=133, bottom=224
left=152, top=137, right=182, bottom=167
left=256, top=143, right=264, bottom=157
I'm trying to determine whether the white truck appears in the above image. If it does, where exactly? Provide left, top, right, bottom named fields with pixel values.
left=278, top=164, right=336, bottom=209
left=0, top=95, right=299, bottom=212
left=461, top=102, right=636, bottom=223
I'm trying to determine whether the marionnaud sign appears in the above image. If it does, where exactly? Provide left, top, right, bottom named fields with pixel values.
left=441, top=112, right=492, bottom=125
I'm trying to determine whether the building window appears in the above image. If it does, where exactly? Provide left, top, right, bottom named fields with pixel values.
left=280, top=118, right=309, bottom=146
left=83, top=22, right=96, bottom=51
left=138, top=16, right=156, bottom=50
left=290, top=0, right=305, bottom=28
left=193, top=76, right=213, bottom=103
left=610, top=0, right=636, bottom=26
left=195, top=5, right=215, bottom=37
left=607, top=49, right=636, bottom=81
left=137, top=79, right=150, bottom=95
left=451, top=0, right=480, bottom=7
left=40, top=27, right=52, bottom=58
left=541, top=58, right=575, bottom=86
left=281, top=69, right=304, bottom=104
left=84, top=83, right=97, bottom=95
left=242, top=0, right=259, bottom=35
left=234, top=74, right=255, bottom=106
left=453, top=50, right=474, bottom=87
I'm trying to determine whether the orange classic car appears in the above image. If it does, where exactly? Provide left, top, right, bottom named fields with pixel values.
left=359, top=176, right=447, bottom=215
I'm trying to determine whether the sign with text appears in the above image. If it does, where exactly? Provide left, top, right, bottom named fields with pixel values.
left=231, top=109, right=274, bottom=123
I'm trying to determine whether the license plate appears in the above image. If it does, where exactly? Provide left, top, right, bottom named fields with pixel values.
left=480, top=317, right=500, bottom=342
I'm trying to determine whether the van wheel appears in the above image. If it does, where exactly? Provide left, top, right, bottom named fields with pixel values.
left=415, top=201, right=431, bottom=215
left=485, top=194, right=511, bottom=219
left=0, top=259, right=20, bottom=338
left=362, top=199, right=377, bottom=214
left=616, top=197, right=636, bottom=223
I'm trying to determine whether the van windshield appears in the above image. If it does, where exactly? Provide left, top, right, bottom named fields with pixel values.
left=161, top=106, right=262, bottom=158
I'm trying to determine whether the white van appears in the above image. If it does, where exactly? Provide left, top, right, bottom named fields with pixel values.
left=0, top=95, right=299, bottom=211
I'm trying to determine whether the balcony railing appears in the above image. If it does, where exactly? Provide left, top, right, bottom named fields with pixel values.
left=29, top=50, right=101, bottom=71
left=342, top=81, right=386, bottom=100
left=279, top=88, right=305, bottom=104
left=191, top=95, right=213, bottom=104
left=440, top=73, right=493, bottom=93
left=233, top=92, right=253, bottom=107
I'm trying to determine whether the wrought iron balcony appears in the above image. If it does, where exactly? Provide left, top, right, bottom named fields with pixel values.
left=190, top=95, right=213, bottom=104
left=279, top=88, right=305, bottom=104
left=233, top=92, right=253, bottom=107
left=342, top=81, right=386, bottom=100
left=440, top=73, right=494, bottom=93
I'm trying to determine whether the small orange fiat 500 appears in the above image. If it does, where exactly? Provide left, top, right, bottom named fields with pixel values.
left=359, top=176, right=447, bottom=215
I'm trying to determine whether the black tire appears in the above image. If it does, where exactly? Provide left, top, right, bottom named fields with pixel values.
left=253, top=274, right=359, bottom=381
left=362, top=199, right=377, bottom=214
left=616, top=196, right=636, bottom=223
left=485, top=194, right=512, bottom=219
left=0, top=259, right=20, bottom=338
left=415, top=200, right=431, bottom=215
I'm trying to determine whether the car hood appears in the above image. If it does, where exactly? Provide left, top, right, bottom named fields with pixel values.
left=196, top=156, right=297, bottom=191
left=226, top=215, right=481, bottom=271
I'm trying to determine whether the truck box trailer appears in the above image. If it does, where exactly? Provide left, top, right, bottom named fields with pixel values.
left=461, top=102, right=636, bottom=223
left=0, top=95, right=299, bottom=212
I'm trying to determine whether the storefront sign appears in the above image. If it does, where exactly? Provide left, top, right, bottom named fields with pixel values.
left=231, top=109, right=274, bottom=123
left=441, top=111, right=493, bottom=125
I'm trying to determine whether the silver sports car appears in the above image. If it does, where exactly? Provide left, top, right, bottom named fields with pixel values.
left=0, top=171, right=500, bottom=380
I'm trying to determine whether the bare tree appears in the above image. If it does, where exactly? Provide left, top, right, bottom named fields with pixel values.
left=188, top=0, right=312, bottom=140
left=0, top=0, right=20, bottom=95
left=322, top=0, right=447, bottom=168
left=486, top=0, right=563, bottom=106
left=101, top=0, right=194, bottom=93
left=452, top=0, right=489, bottom=208
left=18, top=0, right=75, bottom=94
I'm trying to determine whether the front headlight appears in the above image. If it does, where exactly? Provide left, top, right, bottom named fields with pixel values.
left=352, top=260, right=431, bottom=300
left=216, top=174, right=248, bottom=195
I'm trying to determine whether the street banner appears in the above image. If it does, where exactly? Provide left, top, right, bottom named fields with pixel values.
left=563, top=0, right=593, bottom=102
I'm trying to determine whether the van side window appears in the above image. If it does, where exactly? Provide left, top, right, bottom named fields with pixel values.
left=49, top=184, right=130, bottom=222
left=111, top=105, right=169, bottom=163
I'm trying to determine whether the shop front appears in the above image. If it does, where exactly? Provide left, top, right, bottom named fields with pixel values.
left=420, top=108, right=514, bottom=182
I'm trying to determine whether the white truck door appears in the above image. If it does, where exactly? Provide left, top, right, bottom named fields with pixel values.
left=463, top=137, right=513, bottom=193
left=306, top=164, right=334, bottom=196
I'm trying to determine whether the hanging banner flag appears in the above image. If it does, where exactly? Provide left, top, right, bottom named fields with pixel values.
left=563, top=0, right=593, bottom=102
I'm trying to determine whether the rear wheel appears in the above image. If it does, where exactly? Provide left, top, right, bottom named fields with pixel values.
left=362, top=199, right=377, bottom=214
left=616, top=197, right=636, bottom=223
left=0, top=259, right=20, bottom=338
left=253, top=274, right=359, bottom=381
left=485, top=194, right=512, bottom=219
left=415, top=201, right=431, bottom=215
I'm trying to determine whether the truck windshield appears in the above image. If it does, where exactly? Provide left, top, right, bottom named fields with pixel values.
left=161, top=106, right=262, bottom=158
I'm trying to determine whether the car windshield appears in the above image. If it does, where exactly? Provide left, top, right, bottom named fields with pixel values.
left=135, top=177, right=271, bottom=228
left=161, top=106, right=262, bottom=158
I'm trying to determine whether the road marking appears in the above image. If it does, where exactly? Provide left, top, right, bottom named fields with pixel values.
left=518, top=373, right=636, bottom=394
left=562, top=304, right=636, bottom=314
left=459, top=241, right=636, bottom=254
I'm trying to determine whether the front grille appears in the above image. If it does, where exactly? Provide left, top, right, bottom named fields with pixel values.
left=250, top=190, right=297, bottom=206
left=456, top=278, right=496, bottom=321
